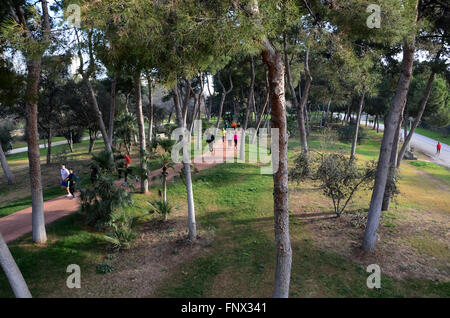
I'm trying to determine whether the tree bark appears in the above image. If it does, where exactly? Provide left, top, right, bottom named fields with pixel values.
left=88, top=129, right=96, bottom=153
left=108, top=74, right=117, bottom=144
left=46, top=127, right=52, bottom=165
left=147, top=75, right=154, bottom=146
left=251, top=71, right=269, bottom=144
left=298, top=48, right=312, bottom=154
left=134, top=73, right=148, bottom=194
left=362, top=40, right=416, bottom=252
left=261, top=41, right=292, bottom=299
left=350, top=92, right=365, bottom=162
left=215, top=72, right=233, bottom=132
left=84, top=77, right=114, bottom=164
left=284, top=34, right=308, bottom=154
left=206, top=74, right=214, bottom=122
left=0, top=145, right=15, bottom=185
left=173, top=83, right=197, bottom=240
left=397, top=72, right=436, bottom=167
left=0, top=232, right=32, bottom=298
left=382, top=117, right=403, bottom=211
left=240, top=57, right=255, bottom=160
left=25, top=58, right=47, bottom=244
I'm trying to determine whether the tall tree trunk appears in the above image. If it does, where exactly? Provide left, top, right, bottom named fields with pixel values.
left=46, top=127, right=52, bottom=165
left=350, top=92, right=365, bottom=162
left=108, top=74, right=117, bottom=144
left=215, top=72, right=233, bottom=132
left=173, top=83, right=197, bottom=241
left=134, top=73, right=148, bottom=194
left=251, top=71, right=269, bottom=144
left=240, top=57, right=255, bottom=160
left=382, top=117, right=403, bottom=211
left=362, top=39, right=416, bottom=252
left=206, top=74, right=214, bottom=122
left=147, top=75, right=154, bottom=146
left=397, top=72, right=436, bottom=167
left=0, top=145, right=15, bottom=185
left=298, top=48, right=312, bottom=154
left=88, top=129, right=96, bottom=153
left=25, top=58, right=47, bottom=244
left=261, top=42, right=292, bottom=299
left=84, top=78, right=114, bottom=165
left=284, top=34, right=307, bottom=154
left=0, top=232, right=32, bottom=298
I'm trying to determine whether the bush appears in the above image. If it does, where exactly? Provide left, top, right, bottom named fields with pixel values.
left=79, top=174, right=133, bottom=228
left=291, top=152, right=376, bottom=216
left=148, top=199, right=173, bottom=221
left=337, top=125, right=368, bottom=144
left=313, top=153, right=376, bottom=216
left=104, top=210, right=137, bottom=251
left=0, top=120, right=15, bottom=152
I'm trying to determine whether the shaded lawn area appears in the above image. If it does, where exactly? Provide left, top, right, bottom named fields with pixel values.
left=0, top=126, right=448, bottom=298
left=154, top=163, right=449, bottom=297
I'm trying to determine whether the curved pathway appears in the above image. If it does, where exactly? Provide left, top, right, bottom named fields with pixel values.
left=0, top=139, right=238, bottom=243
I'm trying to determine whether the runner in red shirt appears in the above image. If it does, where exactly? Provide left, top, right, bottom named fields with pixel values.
left=436, top=141, right=441, bottom=154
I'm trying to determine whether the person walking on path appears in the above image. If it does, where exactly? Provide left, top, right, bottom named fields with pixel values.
left=60, top=164, right=70, bottom=197
left=233, top=129, right=238, bottom=150
left=222, top=128, right=226, bottom=143
left=226, top=128, right=233, bottom=148
left=66, top=168, right=78, bottom=199
left=122, top=154, right=132, bottom=186
left=437, top=141, right=442, bottom=155
left=206, top=133, right=215, bottom=155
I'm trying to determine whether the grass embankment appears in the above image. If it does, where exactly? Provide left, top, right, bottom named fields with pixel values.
left=0, top=126, right=448, bottom=297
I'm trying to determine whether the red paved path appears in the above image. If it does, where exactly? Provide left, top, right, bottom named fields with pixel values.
left=0, top=139, right=239, bottom=243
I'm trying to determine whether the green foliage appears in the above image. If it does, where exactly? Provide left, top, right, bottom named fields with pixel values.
left=0, top=120, right=14, bottom=152
left=292, top=152, right=376, bottom=216
left=114, top=113, right=137, bottom=153
left=289, top=152, right=310, bottom=183
left=104, top=210, right=137, bottom=251
left=91, top=150, right=115, bottom=173
left=79, top=174, right=134, bottom=228
left=337, top=125, right=368, bottom=144
left=148, top=200, right=173, bottom=221
left=96, top=262, right=114, bottom=274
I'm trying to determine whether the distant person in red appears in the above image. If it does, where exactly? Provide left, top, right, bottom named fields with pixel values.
left=122, top=154, right=132, bottom=186
left=436, top=141, right=441, bottom=154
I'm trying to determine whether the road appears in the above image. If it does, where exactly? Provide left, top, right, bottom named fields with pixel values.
left=354, top=114, right=450, bottom=168
left=6, top=136, right=91, bottom=155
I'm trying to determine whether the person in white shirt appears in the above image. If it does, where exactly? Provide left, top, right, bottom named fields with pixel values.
left=60, top=164, right=71, bottom=197
left=226, top=129, right=233, bottom=148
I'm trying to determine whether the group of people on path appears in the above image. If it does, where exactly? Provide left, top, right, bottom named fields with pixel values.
left=60, top=164, right=78, bottom=199
left=207, top=126, right=239, bottom=155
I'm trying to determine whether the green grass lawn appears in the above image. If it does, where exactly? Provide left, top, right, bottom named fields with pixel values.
left=1, top=126, right=448, bottom=298
left=415, top=127, right=450, bottom=145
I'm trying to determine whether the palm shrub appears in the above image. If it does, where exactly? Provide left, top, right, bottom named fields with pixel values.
left=104, top=210, right=137, bottom=251
left=148, top=200, right=173, bottom=221
left=91, top=150, right=115, bottom=174
left=79, top=174, right=134, bottom=228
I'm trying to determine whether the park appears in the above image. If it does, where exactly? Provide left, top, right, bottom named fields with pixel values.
left=0, top=0, right=449, bottom=300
